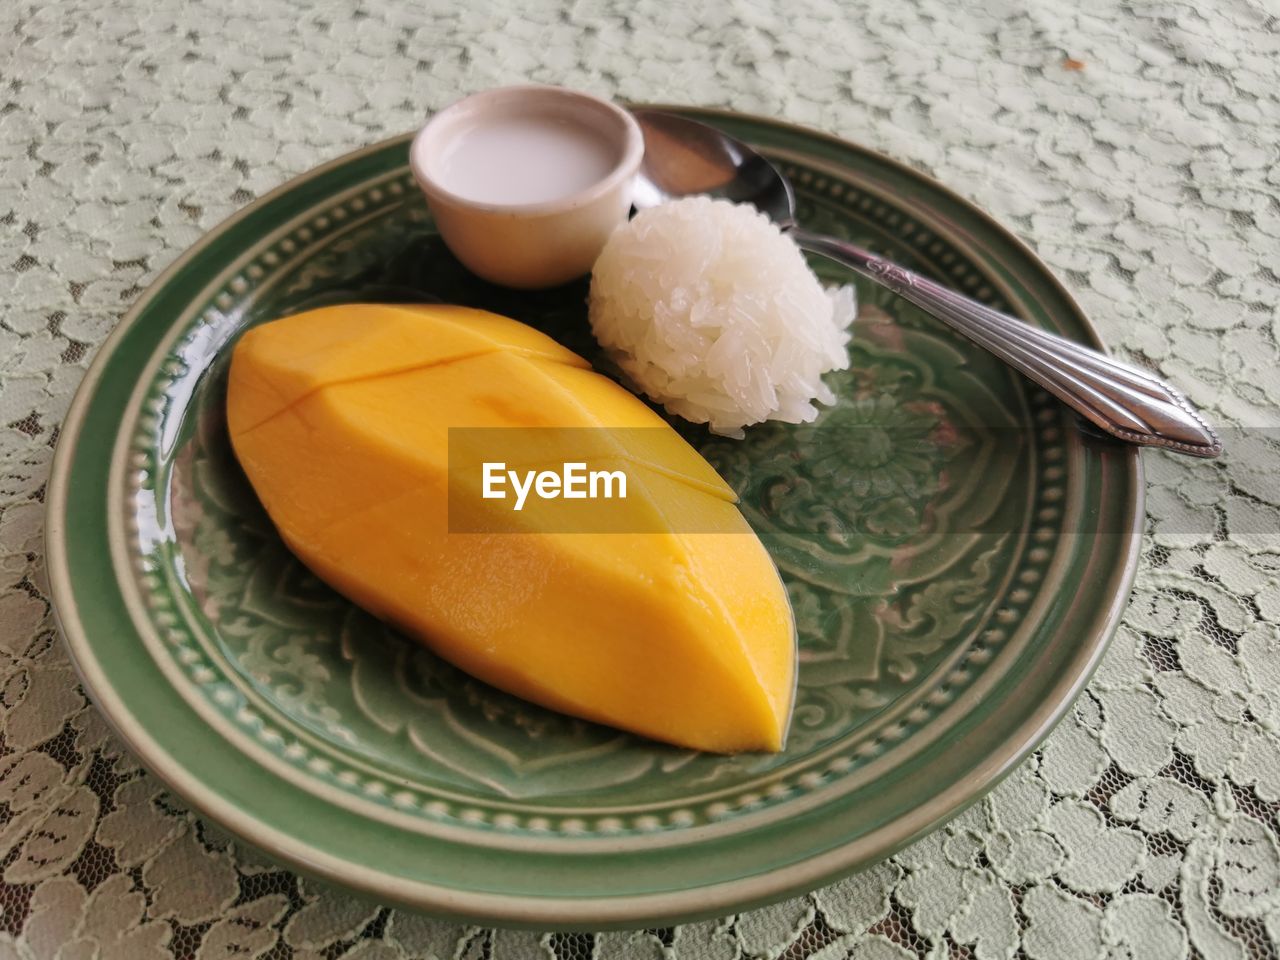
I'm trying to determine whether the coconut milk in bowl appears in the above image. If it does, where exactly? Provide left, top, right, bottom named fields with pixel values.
left=411, top=86, right=643, bottom=289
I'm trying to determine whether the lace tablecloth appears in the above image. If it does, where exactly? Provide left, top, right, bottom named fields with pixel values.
left=3, top=1, right=1279, bottom=957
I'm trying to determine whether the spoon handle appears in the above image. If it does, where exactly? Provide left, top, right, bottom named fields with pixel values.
left=791, top=228, right=1222, bottom=458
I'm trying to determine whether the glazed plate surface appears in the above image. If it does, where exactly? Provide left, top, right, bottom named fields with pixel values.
left=46, top=107, right=1142, bottom=928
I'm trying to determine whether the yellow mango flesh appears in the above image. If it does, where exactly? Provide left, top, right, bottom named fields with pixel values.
left=226, top=304, right=795, bottom=752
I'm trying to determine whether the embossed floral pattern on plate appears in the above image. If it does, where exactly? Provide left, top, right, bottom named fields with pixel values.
left=122, top=165, right=1058, bottom=837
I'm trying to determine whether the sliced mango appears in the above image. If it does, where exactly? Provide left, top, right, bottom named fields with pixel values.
left=226, top=304, right=795, bottom=752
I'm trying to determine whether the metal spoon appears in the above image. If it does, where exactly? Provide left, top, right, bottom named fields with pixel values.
left=631, top=110, right=1222, bottom=458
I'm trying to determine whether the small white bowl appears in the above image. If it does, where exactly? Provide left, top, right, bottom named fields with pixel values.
left=410, top=86, right=643, bottom=290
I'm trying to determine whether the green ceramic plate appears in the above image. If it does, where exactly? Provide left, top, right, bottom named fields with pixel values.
left=46, top=107, right=1142, bottom=929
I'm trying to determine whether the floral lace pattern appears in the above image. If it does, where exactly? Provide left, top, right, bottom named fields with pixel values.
left=2, top=0, right=1278, bottom=957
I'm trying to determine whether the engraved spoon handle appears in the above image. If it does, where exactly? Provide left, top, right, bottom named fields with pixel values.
left=791, top=228, right=1222, bottom=458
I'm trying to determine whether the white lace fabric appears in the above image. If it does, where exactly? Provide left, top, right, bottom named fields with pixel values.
left=2, top=1, right=1279, bottom=958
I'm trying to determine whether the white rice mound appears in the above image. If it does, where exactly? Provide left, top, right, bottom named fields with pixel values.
left=589, top=196, right=856, bottom=438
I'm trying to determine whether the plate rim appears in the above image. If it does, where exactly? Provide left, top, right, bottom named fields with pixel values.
left=45, top=105, right=1145, bottom=928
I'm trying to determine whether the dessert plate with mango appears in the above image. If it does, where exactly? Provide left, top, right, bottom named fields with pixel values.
left=47, top=88, right=1141, bottom=928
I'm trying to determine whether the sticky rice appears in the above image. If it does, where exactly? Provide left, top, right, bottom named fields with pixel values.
left=589, top=196, right=855, bottom=437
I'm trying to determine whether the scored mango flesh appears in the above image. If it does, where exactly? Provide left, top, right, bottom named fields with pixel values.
left=226, top=304, right=795, bottom=752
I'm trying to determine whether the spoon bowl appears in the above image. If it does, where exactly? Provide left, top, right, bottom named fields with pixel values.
left=632, top=110, right=795, bottom=227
